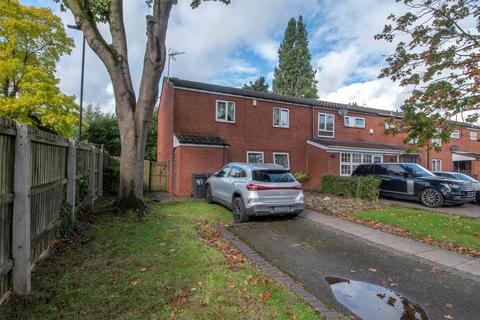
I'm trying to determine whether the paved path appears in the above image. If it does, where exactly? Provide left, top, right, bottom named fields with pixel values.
left=303, top=209, right=480, bottom=281
left=388, top=199, right=480, bottom=219
left=228, top=213, right=480, bottom=320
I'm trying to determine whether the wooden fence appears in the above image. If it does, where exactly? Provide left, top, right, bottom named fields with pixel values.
left=0, top=116, right=104, bottom=299
left=104, top=156, right=168, bottom=192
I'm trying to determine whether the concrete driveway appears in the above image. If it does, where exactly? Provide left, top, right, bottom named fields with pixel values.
left=228, top=216, right=480, bottom=320
left=388, top=199, right=480, bottom=219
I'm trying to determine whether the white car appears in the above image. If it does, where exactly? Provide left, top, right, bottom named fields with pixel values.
left=205, top=162, right=304, bottom=222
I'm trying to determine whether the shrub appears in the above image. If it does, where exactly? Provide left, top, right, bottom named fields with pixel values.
left=103, top=166, right=120, bottom=194
left=59, top=201, right=78, bottom=237
left=320, top=175, right=381, bottom=200
left=293, top=171, right=310, bottom=183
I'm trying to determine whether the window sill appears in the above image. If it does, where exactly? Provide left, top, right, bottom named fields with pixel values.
left=215, top=119, right=235, bottom=124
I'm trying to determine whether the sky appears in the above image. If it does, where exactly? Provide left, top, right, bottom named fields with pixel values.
left=22, top=0, right=411, bottom=114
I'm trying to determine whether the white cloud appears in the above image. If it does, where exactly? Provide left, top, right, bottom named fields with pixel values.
left=315, top=46, right=360, bottom=95
left=254, top=41, right=278, bottom=64
left=323, top=78, right=409, bottom=111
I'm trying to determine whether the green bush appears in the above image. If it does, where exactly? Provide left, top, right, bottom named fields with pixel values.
left=59, top=201, right=78, bottom=237
left=103, top=166, right=120, bottom=194
left=320, top=175, right=381, bottom=200
left=293, top=171, right=310, bottom=183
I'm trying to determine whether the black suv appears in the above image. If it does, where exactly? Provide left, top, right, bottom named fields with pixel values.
left=352, top=163, right=475, bottom=207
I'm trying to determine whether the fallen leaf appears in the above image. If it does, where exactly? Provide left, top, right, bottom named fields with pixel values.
left=139, top=267, right=147, bottom=273
left=444, top=315, right=454, bottom=320
left=130, top=280, right=139, bottom=286
left=446, top=303, right=453, bottom=309
left=390, top=283, right=397, bottom=287
left=368, top=268, right=377, bottom=273
left=260, top=291, right=272, bottom=301
left=228, top=284, right=236, bottom=288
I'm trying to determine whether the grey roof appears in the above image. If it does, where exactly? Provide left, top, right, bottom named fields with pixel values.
left=175, top=132, right=229, bottom=146
left=168, top=77, right=402, bottom=117
left=168, top=77, right=480, bottom=129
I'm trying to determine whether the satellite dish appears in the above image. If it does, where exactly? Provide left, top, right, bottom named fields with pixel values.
left=338, top=108, right=349, bottom=116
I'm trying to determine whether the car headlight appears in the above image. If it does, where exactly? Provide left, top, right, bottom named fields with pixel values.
left=440, top=183, right=461, bottom=191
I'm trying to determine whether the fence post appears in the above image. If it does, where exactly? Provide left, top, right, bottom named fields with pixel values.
left=12, top=122, right=31, bottom=295
left=88, top=147, right=96, bottom=206
left=98, top=146, right=104, bottom=197
left=66, top=139, right=76, bottom=218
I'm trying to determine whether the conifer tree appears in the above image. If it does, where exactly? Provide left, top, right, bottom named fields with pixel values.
left=273, top=16, right=318, bottom=98
left=243, top=76, right=269, bottom=92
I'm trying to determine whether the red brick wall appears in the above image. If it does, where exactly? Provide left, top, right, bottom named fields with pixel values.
left=157, top=79, right=175, bottom=192
left=174, top=146, right=226, bottom=196
left=172, top=88, right=312, bottom=174
left=305, top=144, right=339, bottom=189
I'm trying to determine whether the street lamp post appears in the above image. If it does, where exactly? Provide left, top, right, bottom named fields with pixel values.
left=67, top=24, right=85, bottom=141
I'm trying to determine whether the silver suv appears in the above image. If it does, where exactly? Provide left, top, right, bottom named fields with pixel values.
left=205, top=162, right=304, bottom=222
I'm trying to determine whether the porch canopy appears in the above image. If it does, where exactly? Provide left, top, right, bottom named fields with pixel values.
left=307, top=138, right=405, bottom=155
left=452, top=151, right=480, bottom=162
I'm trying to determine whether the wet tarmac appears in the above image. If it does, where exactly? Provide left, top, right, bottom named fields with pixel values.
left=228, top=216, right=480, bottom=319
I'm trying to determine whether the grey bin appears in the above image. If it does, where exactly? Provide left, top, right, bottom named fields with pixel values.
left=192, top=173, right=208, bottom=198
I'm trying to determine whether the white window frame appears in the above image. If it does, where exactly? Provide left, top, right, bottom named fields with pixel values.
left=432, top=159, right=442, bottom=172
left=246, top=151, right=264, bottom=164
left=273, top=152, right=290, bottom=169
left=344, top=116, right=365, bottom=128
left=339, top=152, right=382, bottom=176
left=431, top=128, right=442, bottom=146
left=450, top=130, right=460, bottom=139
left=470, top=131, right=478, bottom=141
left=318, top=112, right=335, bottom=138
left=273, top=107, right=289, bottom=128
left=215, top=99, right=235, bottom=123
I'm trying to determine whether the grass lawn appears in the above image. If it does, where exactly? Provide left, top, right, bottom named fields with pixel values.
left=0, top=199, right=321, bottom=320
left=355, top=208, right=480, bottom=253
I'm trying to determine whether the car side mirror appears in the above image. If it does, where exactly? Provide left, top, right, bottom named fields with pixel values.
left=213, top=171, right=219, bottom=177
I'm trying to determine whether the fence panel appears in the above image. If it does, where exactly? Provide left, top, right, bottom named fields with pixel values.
left=0, top=117, right=15, bottom=299
left=149, top=162, right=168, bottom=191
left=29, top=128, right=68, bottom=264
left=76, top=144, right=91, bottom=206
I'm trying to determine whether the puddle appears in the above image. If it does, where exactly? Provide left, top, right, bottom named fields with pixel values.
left=325, top=276, right=429, bottom=320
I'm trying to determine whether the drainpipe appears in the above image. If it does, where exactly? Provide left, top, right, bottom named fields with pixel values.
left=311, top=106, right=315, bottom=140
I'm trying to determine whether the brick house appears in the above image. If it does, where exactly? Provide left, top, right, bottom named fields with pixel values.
left=157, top=77, right=480, bottom=196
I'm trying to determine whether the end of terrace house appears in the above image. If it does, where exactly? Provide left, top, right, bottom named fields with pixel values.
left=157, top=77, right=480, bottom=197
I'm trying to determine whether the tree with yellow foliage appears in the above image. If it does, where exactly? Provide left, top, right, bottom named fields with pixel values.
left=0, top=0, right=78, bottom=136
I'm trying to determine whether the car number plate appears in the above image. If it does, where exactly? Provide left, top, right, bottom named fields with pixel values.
left=274, top=207, right=290, bottom=213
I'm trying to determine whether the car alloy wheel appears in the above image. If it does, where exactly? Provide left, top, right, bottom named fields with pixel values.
left=421, top=188, right=443, bottom=207
left=232, top=197, right=248, bottom=223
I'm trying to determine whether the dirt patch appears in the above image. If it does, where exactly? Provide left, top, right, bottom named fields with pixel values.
left=304, top=191, right=394, bottom=218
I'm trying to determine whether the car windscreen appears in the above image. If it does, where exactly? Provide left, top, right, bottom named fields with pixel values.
left=252, top=170, right=295, bottom=183
left=454, top=173, right=478, bottom=183
left=401, top=164, right=435, bottom=177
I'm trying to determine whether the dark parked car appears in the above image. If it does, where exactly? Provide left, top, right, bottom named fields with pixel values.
left=352, top=163, right=476, bottom=207
left=433, top=171, right=480, bottom=203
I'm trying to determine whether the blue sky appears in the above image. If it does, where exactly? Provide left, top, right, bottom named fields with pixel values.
left=22, top=0, right=410, bottom=113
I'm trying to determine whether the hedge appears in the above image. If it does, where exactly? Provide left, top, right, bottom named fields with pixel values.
left=103, top=166, right=120, bottom=194
left=320, top=175, right=381, bottom=200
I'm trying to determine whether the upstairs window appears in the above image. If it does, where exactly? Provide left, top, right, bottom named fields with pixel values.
left=344, top=116, right=365, bottom=128
left=273, top=108, right=289, bottom=128
left=451, top=130, right=460, bottom=139
left=470, top=131, right=478, bottom=141
left=431, top=128, right=441, bottom=146
left=216, top=100, right=235, bottom=123
left=318, top=113, right=335, bottom=138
